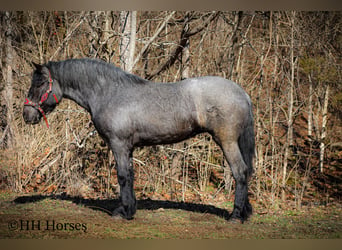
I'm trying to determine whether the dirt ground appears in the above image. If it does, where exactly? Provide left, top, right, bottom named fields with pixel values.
left=0, top=191, right=341, bottom=239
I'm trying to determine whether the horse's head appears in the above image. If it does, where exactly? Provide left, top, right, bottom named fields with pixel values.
left=23, top=63, right=62, bottom=128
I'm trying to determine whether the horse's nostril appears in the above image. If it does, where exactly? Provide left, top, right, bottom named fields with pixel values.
left=23, top=107, right=40, bottom=124
left=23, top=112, right=28, bottom=123
left=23, top=114, right=31, bottom=124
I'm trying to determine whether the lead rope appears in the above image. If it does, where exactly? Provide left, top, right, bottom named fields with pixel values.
left=39, top=106, right=49, bottom=128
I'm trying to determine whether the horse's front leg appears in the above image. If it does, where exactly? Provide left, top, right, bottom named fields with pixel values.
left=110, top=140, right=136, bottom=220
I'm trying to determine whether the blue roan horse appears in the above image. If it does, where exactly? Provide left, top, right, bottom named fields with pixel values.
left=23, top=58, right=255, bottom=222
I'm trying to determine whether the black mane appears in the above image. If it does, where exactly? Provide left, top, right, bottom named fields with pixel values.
left=46, top=58, right=148, bottom=90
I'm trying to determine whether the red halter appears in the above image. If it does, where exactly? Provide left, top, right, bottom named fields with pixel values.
left=24, top=71, right=59, bottom=128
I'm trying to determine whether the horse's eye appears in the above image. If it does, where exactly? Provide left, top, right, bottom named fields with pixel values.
left=32, top=72, right=47, bottom=87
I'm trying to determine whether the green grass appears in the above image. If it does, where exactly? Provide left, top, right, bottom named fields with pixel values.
left=0, top=191, right=341, bottom=239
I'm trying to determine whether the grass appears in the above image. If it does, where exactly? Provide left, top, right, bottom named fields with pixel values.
left=0, top=191, right=341, bottom=239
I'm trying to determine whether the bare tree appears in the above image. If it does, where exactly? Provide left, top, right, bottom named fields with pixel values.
left=1, top=12, right=15, bottom=148
left=282, top=11, right=296, bottom=202
left=119, top=11, right=137, bottom=72
left=320, top=84, right=330, bottom=173
left=181, top=13, right=191, bottom=79
left=147, top=11, right=220, bottom=80
left=50, top=11, right=85, bottom=60
left=131, top=11, right=176, bottom=71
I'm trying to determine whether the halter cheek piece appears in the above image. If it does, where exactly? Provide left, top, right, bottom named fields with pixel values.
left=24, top=71, right=59, bottom=128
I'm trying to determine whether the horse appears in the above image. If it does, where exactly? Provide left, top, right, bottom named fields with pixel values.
left=23, top=58, right=255, bottom=222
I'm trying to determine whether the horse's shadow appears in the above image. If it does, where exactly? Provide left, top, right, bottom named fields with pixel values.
left=14, top=194, right=230, bottom=220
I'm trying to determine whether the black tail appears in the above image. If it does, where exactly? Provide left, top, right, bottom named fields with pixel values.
left=238, top=104, right=255, bottom=178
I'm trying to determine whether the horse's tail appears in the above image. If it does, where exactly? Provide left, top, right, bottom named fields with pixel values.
left=238, top=101, right=255, bottom=178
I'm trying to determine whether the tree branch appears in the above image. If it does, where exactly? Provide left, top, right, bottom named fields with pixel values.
left=147, top=11, right=220, bottom=80
left=132, top=11, right=176, bottom=70
left=49, top=12, right=85, bottom=61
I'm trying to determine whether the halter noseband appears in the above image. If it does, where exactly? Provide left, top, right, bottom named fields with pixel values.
left=24, top=70, right=59, bottom=128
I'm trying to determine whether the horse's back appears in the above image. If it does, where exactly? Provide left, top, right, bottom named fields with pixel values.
left=180, top=76, right=252, bottom=135
left=181, top=76, right=250, bottom=103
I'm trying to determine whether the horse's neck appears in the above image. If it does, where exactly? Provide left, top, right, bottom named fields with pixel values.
left=50, top=62, right=92, bottom=112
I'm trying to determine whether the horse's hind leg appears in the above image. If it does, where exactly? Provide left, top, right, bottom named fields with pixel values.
left=220, top=140, right=252, bottom=222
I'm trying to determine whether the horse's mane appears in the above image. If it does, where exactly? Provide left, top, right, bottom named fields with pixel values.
left=47, top=58, right=148, bottom=90
left=93, top=59, right=148, bottom=85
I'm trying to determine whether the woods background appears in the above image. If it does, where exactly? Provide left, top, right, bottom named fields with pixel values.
left=0, top=11, right=341, bottom=211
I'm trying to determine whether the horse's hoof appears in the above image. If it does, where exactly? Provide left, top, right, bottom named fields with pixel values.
left=112, top=206, right=135, bottom=220
left=112, top=214, right=124, bottom=220
left=229, top=216, right=243, bottom=224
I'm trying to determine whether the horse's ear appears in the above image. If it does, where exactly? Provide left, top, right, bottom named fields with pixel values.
left=32, top=62, right=43, bottom=72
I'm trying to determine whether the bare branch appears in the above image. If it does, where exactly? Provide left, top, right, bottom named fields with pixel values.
left=49, top=12, right=86, bottom=61
left=132, top=11, right=176, bottom=70
left=147, top=11, right=220, bottom=80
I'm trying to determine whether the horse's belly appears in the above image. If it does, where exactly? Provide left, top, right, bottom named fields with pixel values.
left=133, top=119, right=200, bottom=147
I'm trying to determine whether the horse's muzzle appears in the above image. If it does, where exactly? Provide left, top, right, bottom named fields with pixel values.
left=23, top=106, right=41, bottom=125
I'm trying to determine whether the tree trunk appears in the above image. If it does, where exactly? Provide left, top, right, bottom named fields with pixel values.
left=288, top=11, right=295, bottom=148
left=225, top=11, right=243, bottom=80
left=270, top=11, right=279, bottom=205
left=2, top=11, right=15, bottom=148
left=102, top=11, right=112, bottom=61
left=320, top=84, right=329, bottom=173
left=255, top=15, right=267, bottom=201
left=181, top=14, right=190, bottom=80
left=2, top=11, right=20, bottom=191
left=119, top=11, right=137, bottom=73
left=282, top=11, right=296, bottom=202
left=308, top=74, right=313, bottom=141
